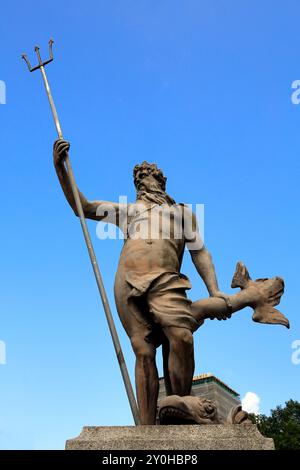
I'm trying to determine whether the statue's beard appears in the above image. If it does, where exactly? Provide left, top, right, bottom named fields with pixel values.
left=136, top=183, right=176, bottom=206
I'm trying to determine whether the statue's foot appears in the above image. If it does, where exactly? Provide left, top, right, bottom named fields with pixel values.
left=232, top=262, right=290, bottom=329
left=158, top=395, right=220, bottom=425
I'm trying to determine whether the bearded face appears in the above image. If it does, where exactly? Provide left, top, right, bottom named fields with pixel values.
left=133, top=162, right=175, bottom=205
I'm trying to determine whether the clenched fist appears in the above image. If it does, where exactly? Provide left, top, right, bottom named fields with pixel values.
left=53, top=139, right=70, bottom=166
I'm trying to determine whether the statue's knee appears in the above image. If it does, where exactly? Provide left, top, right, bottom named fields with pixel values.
left=131, top=336, right=155, bottom=362
left=169, top=328, right=194, bottom=352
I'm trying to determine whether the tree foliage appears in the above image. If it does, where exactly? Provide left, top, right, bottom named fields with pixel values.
left=249, top=400, right=300, bottom=450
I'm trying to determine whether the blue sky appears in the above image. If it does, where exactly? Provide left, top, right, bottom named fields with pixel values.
left=0, top=0, right=299, bottom=449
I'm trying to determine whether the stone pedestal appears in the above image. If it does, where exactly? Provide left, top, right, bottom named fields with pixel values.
left=65, top=424, right=274, bottom=450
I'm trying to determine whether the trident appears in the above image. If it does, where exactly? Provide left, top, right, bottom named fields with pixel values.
left=22, top=40, right=140, bottom=425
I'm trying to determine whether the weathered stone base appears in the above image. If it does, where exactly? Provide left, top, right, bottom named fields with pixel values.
left=65, top=424, right=274, bottom=450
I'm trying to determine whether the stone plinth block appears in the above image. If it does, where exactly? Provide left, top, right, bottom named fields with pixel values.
left=65, top=424, right=274, bottom=450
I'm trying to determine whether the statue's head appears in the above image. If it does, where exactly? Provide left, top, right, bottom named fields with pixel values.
left=133, top=161, right=175, bottom=205
left=133, top=161, right=167, bottom=192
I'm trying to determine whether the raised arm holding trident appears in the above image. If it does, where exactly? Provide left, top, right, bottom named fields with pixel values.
left=22, top=39, right=140, bottom=425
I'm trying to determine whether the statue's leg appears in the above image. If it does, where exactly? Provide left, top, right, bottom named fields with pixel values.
left=114, top=276, right=159, bottom=425
left=130, top=334, right=159, bottom=425
left=162, top=337, right=173, bottom=396
left=162, top=326, right=194, bottom=396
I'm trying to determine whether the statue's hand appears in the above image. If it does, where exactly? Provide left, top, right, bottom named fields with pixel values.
left=209, top=290, right=232, bottom=321
left=53, top=139, right=70, bottom=166
left=208, top=311, right=231, bottom=321
left=209, top=290, right=230, bottom=300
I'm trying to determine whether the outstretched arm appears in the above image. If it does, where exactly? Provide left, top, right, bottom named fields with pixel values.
left=183, top=209, right=288, bottom=329
left=190, top=246, right=220, bottom=297
left=53, top=139, right=119, bottom=223
left=190, top=246, right=236, bottom=321
left=184, top=209, right=222, bottom=296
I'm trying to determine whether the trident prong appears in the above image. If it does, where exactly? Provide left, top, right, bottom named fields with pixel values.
left=22, top=39, right=54, bottom=72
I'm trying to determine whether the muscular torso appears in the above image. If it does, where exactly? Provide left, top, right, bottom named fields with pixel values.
left=119, top=238, right=183, bottom=274
left=116, top=202, right=190, bottom=287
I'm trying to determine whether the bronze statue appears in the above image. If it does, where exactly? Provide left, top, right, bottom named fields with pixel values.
left=53, top=139, right=289, bottom=425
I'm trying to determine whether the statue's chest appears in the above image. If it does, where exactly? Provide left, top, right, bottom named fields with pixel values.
left=126, top=205, right=184, bottom=240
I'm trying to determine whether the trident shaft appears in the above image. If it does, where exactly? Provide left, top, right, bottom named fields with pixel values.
left=22, top=40, right=140, bottom=425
